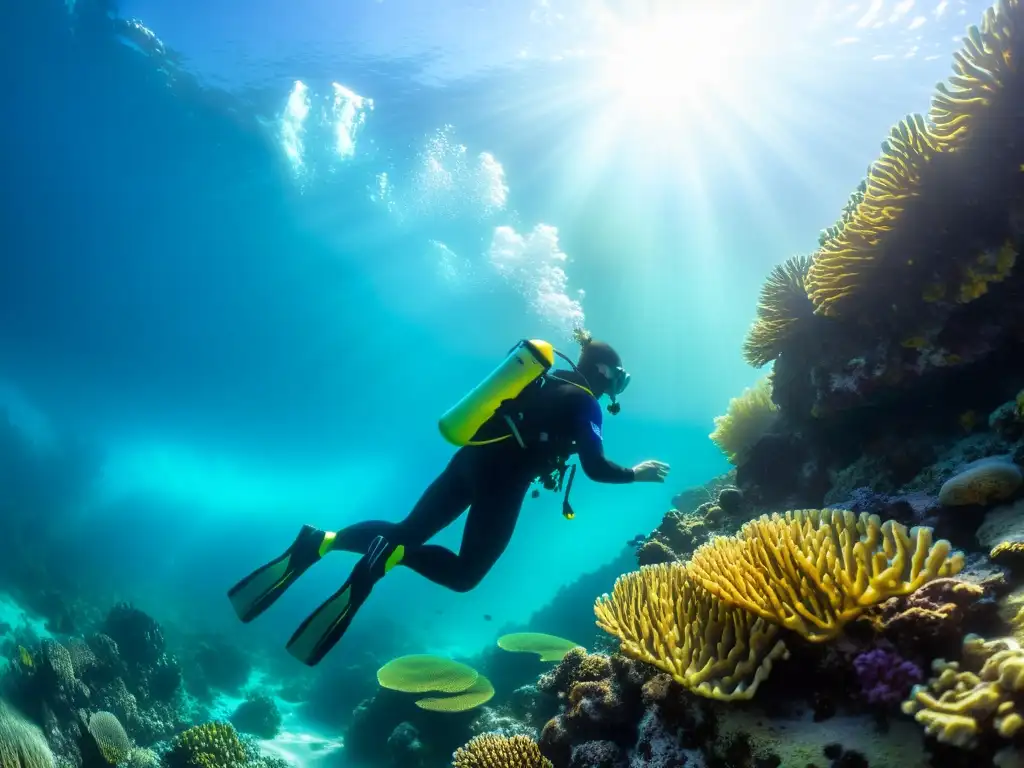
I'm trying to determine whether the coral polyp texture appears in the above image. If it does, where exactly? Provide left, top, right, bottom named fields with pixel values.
left=597, top=509, right=963, bottom=708
left=87, top=711, right=132, bottom=765
left=163, top=722, right=246, bottom=768
left=742, top=253, right=815, bottom=368
left=496, top=633, right=582, bottom=662
left=414, top=675, right=495, bottom=713
left=708, top=376, right=778, bottom=465
left=376, top=654, right=479, bottom=694
left=452, top=734, right=552, bottom=768
left=593, top=562, right=789, bottom=701
left=902, top=634, right=1024, bottom=749
left=687, top=509, right=965, bottom=641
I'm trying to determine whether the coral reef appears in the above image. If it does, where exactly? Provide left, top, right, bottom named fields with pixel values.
left=687, top=509, right=964, bottom=641
left=496, top=635, right=580, bottom=663
left=635, top=485, right=750, bottom=566
left=163, top=722, right=246, bottom=768
left=375, top=654, right=494, bottom=712
left=708, top=377, right=779, bottom=465
left=852, top=647, right=924, bottom=706
left=452, top=734, right=551, bottom=768
left=228, top=693, right=281, bottom=740
left=743, top=253, right=816, bottom=368
left=86, top=711, right=132, bottom=764
left=594, top=561, right=788, bottom=700
left=0, top=699, right=54, bottom=768
left=902, top=632, right=1024, bottom=766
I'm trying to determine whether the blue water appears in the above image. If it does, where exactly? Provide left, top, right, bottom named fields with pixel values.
left=0, top=0, right=985, bottom=665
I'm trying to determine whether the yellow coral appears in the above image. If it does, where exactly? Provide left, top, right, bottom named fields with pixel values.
left=415, top=675, right=494, bottom=713
left=993, top=540, right=1024, bottom=561
left=452, top=734, right=552, bottom=768
left=929, top=0, right=1022, bottom=149
left=593, top=562, right=789, bottom=700
left=955, top=241, right=1018, bottom=303
left=0, top=700, right=53, bottom=768
left=165, top=722, right=246, bottom=768
left=127, top=748, right=160, bottom=768
left=742, top=254, right=815, bottom=368
left=376, top=655, right=479, bottom=694
left=903, top=634, right=1024, bottom=748
left=687, top=509, right=964, bottom=642
left=805, top=0, right=1024, bottom=318
left=708, top=376, right=778, bottom=465
left=939, top=457, right=1023, bottom=506
left=496, top=633, right=581, bottom=662
left=805, top=114, right=943, bottom=317
left=87, top=712, right=132, bottom=765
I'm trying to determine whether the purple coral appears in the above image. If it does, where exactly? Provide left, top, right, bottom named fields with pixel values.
left=852, top=647, right=923, bottom=705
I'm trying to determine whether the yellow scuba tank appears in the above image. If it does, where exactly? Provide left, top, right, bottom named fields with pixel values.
left=439, top=339, right=555, bottom=446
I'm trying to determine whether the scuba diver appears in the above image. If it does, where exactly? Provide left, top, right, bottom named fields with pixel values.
left=227, top=331, right=670, bottom=666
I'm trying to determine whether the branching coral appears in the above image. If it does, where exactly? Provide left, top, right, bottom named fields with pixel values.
left=164, top=722, right=246, bottom=768
left=594, top=562, right=789, bottom=701
left=708, top=376, right=778, bottom=465
left=452, top=734, right=552, bottom=768
left=902, top=634, right=1024, bottom=748
left=742, top=254, right=816, bottom=368
left=687, top=509, right=964, bottom=641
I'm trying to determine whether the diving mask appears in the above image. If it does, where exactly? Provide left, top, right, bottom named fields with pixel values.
left=607, top=366, right=631, bottom=397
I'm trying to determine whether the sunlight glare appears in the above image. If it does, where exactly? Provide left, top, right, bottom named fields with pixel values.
left=596, top=8, right=764, bottom=126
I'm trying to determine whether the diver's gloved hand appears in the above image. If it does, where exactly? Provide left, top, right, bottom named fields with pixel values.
left=632, top=460, right=670, bottom=483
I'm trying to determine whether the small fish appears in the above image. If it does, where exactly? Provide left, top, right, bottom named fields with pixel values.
left=483, top=614, right=492, bottom=622
left=18, top=646, right=33, bottom=668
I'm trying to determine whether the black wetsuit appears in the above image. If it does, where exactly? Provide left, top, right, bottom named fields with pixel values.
left=333, top=371, right=635, bottom=592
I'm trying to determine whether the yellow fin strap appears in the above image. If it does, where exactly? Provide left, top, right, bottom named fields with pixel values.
left=385, top=545, right=405, bottom=574
left=318, top=531, right=337, bottom=558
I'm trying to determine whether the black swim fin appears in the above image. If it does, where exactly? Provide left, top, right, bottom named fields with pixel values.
left=228, top=524, right=327, bottom=623
left=285, top=535, right=403, bottom=666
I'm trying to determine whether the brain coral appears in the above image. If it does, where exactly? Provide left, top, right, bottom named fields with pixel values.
left=88, top=711, right=132, bottom=765
left=938, top=456, right=1023, bottom=506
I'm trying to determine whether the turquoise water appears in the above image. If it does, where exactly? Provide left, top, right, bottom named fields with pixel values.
left=0, top=0, right=984, bottom=665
